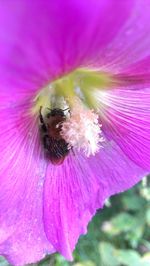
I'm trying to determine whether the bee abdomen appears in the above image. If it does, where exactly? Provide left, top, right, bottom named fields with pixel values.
left=44, top=136, right=70, bottom=159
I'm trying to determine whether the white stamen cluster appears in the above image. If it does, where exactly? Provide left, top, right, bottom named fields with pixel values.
left=61, top=100, right=104, bottom=157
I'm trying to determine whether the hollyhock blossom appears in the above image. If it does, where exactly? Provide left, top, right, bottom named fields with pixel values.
left=0, top=0, right=150, bottom=265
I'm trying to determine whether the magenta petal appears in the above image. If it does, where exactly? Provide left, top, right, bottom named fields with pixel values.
left=1, top=0, right=150, bottom=264
left=43, top=142, right=147, bottom=260
left=113, top=55, right=150, bottom=89
left=124, top=55, right=150, bottom=75
left=99, top=88, right=150, bottom=171
left=43, top=155, right=100, bottom=260
left=97, top=0, right=150, bottom=71
left=0, top=98, right=54, bottom=265
left=0, top=0, right=133, bottom=91
left=87, top=142, right=148, bottom=199
left=117, top=55, right=150, bottom=88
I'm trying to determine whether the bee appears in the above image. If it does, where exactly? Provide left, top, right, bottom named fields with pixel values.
left=39, top=106, right=70, bottom=165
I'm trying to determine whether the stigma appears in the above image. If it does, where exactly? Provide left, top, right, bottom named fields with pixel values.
left=60, top=98, right=103, bottom=157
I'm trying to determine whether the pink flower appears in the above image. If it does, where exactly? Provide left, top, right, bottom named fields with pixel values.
left=0, top=1, right=150, bottom=265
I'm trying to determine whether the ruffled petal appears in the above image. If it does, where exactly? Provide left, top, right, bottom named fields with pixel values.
left=43, top=141, right=147, bottom=260
left=0, top=0, right=133, bottom=92
left=0, top=94, right=54, bottom=265
left=97, top=88, right=150, bottom=171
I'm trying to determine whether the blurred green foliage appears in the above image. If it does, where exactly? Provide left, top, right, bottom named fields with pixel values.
left=1, top=177, right=150, bottom=266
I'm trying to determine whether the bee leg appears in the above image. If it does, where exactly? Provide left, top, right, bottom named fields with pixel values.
left=39, top=106, right=47, bottom=132
left=43, top=134, right=51, bottom=150
left=71, top=146, right=75, bottom=156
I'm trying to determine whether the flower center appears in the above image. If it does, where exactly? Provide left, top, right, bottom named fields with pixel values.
left=32, top=68, right=112, bottom=158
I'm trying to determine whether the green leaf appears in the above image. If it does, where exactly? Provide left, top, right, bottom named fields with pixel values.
left=99, top=242, right=120, bottom=266
left=146, top=208, right=150, bottom=226
left=0, top=256, right=10, bottom=266
left=140, top=252, right=150, bottom=266
left=110, top=213, right=136, bottom=234
left=74, top=262, right=95, bottom=266
left=116, top=249, right=141, bottom=266
left=99, top=242, right=142, bottom=266
left=122, top=194, right=146, bottom=211
left=54, top=255, right=70, bottom=266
